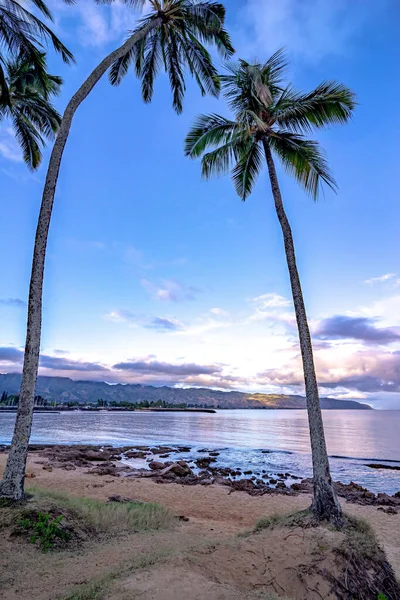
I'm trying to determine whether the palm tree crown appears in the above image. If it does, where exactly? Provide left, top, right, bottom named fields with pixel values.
left=185, top=50, right=355, bottom=197
left=109, top=0, right=234, bottom=113
left=0, top=52, right=62, bottom=169
left=0, top=0, right=73, bottom=64
left=0, top=0, right=73, bottom=106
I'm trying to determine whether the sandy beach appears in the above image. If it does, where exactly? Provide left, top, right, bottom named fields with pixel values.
left=1, top=450, right=399, bottom=600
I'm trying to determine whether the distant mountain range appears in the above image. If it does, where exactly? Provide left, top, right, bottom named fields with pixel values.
left=0, top=373, right=372, bottom=410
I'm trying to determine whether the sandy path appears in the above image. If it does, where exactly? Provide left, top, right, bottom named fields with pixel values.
left=3, top=453, right=398, bottom=574
left=0, top=452, right=399, bottom=600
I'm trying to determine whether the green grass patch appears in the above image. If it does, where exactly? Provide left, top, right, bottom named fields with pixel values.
left=341, top=515, right=381, bottom=561
left=253, top=510, right=312, bottom=533
left=27, top=487, right=175, bottom=534
left=62, top=579, right=109, bottom=600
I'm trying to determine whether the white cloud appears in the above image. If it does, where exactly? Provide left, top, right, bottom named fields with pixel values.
left=364, top=273, right=396, bottom=285
left=141, top=278, right=201, bottom=303
left=105, top=309, right=137, bottom=323
left=0, top=127, right=22, bottom=163
left=210, top=308, right=230, bottom=317
left=47, top=0, right=142, bottom=47
left=239, top=0, right=379, bottom=63
left=249, top=293, right=293, bottom=323
left=252, top=293, right=291, bottom=309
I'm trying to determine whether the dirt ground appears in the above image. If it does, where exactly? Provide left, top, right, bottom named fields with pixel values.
left=0, top=453, right=399, bottom=600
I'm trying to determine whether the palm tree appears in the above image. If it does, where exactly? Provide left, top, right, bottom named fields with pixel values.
left=0, top=52, right=62, bottom=169
left=185, top=51, right=356, bottom=524
left=0, top=0, right=233, bottom=501
left=0, top=0, right=73, bottom=105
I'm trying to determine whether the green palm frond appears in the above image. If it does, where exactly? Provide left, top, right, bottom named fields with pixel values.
left=273, top=81, right=356, bottom=133
left=1, top=52, right=62, bottom=169
left=186, top=51, right=355, bottom=202
left=177, top=31, right=220, bottom=98
left=11, top=110, right=42, bottom=169
left=0, top=0, right=74, bottom=65
left=14, top=94, right=60, bottom=137
left=108, top=0, right=234, bottom=113
left=182, top=1, right=234, bottom=59
left=109, top=45, right=136, bottom=86
left=221, top=50, right=286, bottom=116
left=185, top=113, right=238, bottom=157
left=165, top=27, right=186, bottom=113
left=232, top=138, right=263, bottom=200
left=201, top=133, right=250, bottom=179
left=261, top=48, right=287, bottom=90
left=139, top=28, right=164, bottom=104
left=269, top=131, right=337, bottom=199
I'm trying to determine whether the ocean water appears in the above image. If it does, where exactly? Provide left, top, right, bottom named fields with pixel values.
left=1, top=409, right=399, bottom=495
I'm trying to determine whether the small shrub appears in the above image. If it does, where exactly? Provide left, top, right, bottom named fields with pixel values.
left=377, top=595, right=388, bottom=600
left=18, top=511, right=69, bottom=551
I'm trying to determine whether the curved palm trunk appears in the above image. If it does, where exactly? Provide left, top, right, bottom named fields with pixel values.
left=0, top=18, right=161, bottom=501
left=262, top=139, right=342, bottom=525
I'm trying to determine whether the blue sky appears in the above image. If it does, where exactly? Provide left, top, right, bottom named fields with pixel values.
left=1, top=0, right=399, bottom=408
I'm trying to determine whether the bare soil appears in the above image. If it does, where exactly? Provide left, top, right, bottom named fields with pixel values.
left=0, top=452, right=399, bottom=600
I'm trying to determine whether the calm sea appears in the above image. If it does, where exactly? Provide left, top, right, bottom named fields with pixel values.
left=1, top=409, right=399, bottom=495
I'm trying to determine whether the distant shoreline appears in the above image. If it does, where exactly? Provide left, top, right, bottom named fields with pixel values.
left=0, top=406, right=374, bottom=413
left=0, top=374, right=373, bottom=410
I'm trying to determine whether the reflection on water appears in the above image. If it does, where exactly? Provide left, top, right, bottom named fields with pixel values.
left=0, top=409, right=399, bottom=494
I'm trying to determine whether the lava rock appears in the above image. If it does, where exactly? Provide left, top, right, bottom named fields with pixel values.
left=196, top=457, right=217, bottom=469
left=149, top=461, right=165, bottom=471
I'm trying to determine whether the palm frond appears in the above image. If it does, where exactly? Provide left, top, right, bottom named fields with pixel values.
left=269, top=131, right=337, bottom=199
left=221, top=51, right=286, bottom=116
left=232, top=138, right=263, bottom=200
left=143, top=27, right=165, bottom=103
left=261, top=48, right=287, bottom=90
left=109, top=45, right=137, bottom=86
left=109, top=0, right=234, bottom=111
left=201, top=133, right=250, bottom=179
left=1, top=51, right=62, bottom=169
left=185, top=113, right=238, bottom=157
left=183, top=1, right=234, bottom=59
left=0, top=1, right=74, bottom=64
left=14, top=94, right=60, bottom=137
left=186, top=49, right=355, bottom=204
left=11, top=110, right=42, bottom=169
left=273, top=81, right=356, bottom=133
left=177, top=30, right=220, bottom=97
left=165, top=27, right=186, bottom=114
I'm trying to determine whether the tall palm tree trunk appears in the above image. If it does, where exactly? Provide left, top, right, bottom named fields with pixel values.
left=263, top=139, right=342, bottom=524
left=0, top=18, right=161, bottom=501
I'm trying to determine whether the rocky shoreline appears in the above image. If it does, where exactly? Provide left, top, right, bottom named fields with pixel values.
left=2, top=443, right=399, bottom=512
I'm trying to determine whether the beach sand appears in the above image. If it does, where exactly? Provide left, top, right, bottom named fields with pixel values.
left=0, top=452, right=399, bottom=599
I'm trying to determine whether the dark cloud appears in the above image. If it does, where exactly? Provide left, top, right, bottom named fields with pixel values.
left=0, top=298, right=26, bottom=307
left=144, top=317, right=184, bottom=332
left=320, top=376, right=400, bottom=393
left=113, top=360, right=223, bottom=377
left=0, top=347, right=24, bottom=362
left=315, top=315, right=400, bottom=345
left=0, top=346, right=107, bottom=373
left=39, top=355, right=108, bottom=372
